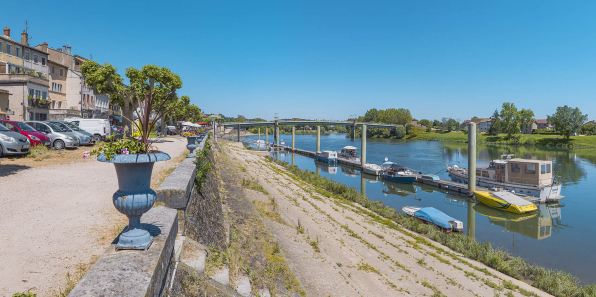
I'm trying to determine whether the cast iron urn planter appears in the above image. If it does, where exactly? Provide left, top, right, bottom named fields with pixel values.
left=186, top=136, right=199, bottom=158
left=98, top=152, right=171, bottom=250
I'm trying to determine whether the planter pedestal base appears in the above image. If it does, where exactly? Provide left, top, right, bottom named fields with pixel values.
left=116, top=215, right=154, bottom=250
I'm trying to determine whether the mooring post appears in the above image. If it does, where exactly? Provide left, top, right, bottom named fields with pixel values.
left=361, top=124, right=367, bottom=166
left=292, top=126, right=295, bottom=150
left=237, top=124, right=240, bottom=142
left=316, top=126, right=321, bottom=152
left=274, top=120, right=279, bottom=146
left=468, top=122, right=476, bottom=195
left=266, top=127, right=268, bottom=144
left=258, top=127, right=260, bottom=141
left=351, top=121, right=356, bottom=141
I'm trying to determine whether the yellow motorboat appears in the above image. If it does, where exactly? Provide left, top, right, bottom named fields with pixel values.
left=473, top=191, right=537, bottom=214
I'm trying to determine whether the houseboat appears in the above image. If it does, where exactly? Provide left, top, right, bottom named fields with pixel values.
left=314, top=150, right=338, bottom=165
left=381, top=160, right=416, bottom=184
left=402, top=206, right=463, bottom=232
left=446, top=154, right=562, bottom=202
left=339, top=146, right=360, bottom=162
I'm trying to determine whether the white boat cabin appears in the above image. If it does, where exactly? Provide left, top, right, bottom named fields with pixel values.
left=476, top=155, right=554, bottom=186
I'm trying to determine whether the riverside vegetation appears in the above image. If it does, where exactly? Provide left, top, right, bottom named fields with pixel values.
left=264, top=156, right=596, bottom=297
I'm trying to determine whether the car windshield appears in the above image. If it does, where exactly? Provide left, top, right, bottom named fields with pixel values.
left=13, top=122, right=37, bottom=132
left=52, top=122, right=73, bottom=132
left=0, top=124, right=9, bottom=131
left=47, top=122, right=67, bottom=132
left=64, top=122, right=82, bottom=131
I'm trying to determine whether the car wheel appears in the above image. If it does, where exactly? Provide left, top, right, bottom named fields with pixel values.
left=93, top=134, right=102, bottom=142
left=54, top=140, right=65, bottom=150
left=0, top=144, right=4, bottom=158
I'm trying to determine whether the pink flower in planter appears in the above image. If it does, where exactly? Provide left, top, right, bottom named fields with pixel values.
left=82, top=151, right=90, bottom=159
left=121, top=148, right=130, bottom=155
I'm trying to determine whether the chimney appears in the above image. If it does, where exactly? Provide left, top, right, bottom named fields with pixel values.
left=3, top=27, right=9, bottom=37
left=67, top=45, right=71, bottom=55
left=21, top=30, right=28, bottom=46
left=58, top=48, right=62, bottom=53
left=63, top=45, right=66, bottom=53
left=40, top=42, right=48, bottom=53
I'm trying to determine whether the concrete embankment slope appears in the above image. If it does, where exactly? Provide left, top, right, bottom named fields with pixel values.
left=223, top=142, right=551, bottom=297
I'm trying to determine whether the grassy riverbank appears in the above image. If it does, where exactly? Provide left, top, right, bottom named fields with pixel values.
left=411, top=132, right=596, bottom=148
left=264, top=156, right=596, bottom=297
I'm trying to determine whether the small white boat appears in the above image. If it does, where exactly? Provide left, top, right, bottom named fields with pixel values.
left=362, top=163, right=383, bottom=176
left=339, top=146, right=361, bottom=162
left=315, top=150, right=338, bottom=165
left=402, top=206, right=463, bottom=233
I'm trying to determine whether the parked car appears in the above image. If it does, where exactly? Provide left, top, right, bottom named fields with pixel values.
left=0, top=124, right=30, bottom=157
left=25, top=121, right=79, bottom=150
left=167, top=126, right=177, bottom=135
left=66, top=118, right=110, bottom=142
left=110, top=126, right=123, bottom=139
left=47, top=121, right=94, bottom=146
left=0, top=120, right=51, bottom=147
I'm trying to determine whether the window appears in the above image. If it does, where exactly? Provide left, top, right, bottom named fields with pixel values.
left=28, top=89, right=34, bottom=97
left=51, top=66, right=55, bottom=74
left=60, top=69, right=63, bottom=76
left=510, top=163, right=520, bottom=173
left=525, top=164, right=536, bottom=174
left=6, top=43, right=12, bottom=55
left=42, top=91, right=47, bottom=99
left=58, top=101, right=62, bottom=108
left=42, top=57, right=46, bottom=65
left=24, top=51, right=29, bottom=60
left=35, top=90, right=41, bottom=98
left=482, top=171, right=489, bottom=178
left=0, top=40, right=3, bottom=53
left=546, top=164, right=551, bottom=173
left=33, top=54, right=38, bottom=63
left=52, top=101, right=56, bottom=109
left=15, top=46, right=21, bottom=58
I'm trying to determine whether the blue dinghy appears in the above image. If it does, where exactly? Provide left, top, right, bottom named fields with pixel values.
left=402, top=206, right=463, bottom=232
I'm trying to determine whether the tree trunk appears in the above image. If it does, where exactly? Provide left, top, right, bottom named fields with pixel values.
left=122, top=105, right=134, bottom=137
left=161, top=114, right=167, bottom=136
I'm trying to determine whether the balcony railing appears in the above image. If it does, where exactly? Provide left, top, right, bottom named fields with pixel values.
left=29, top=99, right=50, bottom=109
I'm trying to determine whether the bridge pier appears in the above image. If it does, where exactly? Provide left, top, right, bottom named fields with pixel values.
left=361, top=124, right=367, bottom=166
left=237, top=124, right=240, bottom=142
left=351, top=121, right=356, bottom=141
left=316, top=126, right=321, bottom=152
left=292, top=126, right=295, bottom=150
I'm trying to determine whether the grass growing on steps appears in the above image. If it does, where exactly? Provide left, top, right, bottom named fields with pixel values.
left=264, top=156, right=596, bottom=297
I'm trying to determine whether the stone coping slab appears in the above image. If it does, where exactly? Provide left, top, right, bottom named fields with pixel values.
left=68, top=206, right=178, bottom=297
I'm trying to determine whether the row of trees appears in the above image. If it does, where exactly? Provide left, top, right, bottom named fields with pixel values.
left=80, top=61, right=205, bottom=135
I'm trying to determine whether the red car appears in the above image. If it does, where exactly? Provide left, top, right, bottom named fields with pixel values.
left=0, top=120, right=51, bottom=147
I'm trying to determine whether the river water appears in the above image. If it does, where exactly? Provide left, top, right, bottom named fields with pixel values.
left=242, top=133, right=596, bottom=283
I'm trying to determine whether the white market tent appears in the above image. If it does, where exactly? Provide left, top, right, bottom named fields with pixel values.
left=181, top=121, right=194, bottom=126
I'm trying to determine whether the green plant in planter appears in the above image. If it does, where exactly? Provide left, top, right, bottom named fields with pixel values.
left=28, top=95, right=33, bottom=100
left=90, top=138, right=147, bottom=160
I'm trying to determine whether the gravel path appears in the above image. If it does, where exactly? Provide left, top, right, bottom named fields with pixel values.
left=0, top=137, right=188, bottom=296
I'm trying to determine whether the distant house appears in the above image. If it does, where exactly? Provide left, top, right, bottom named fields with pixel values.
left=461, top=118, right=492, bottom=131
left=523, top=119, right=552, bottom=134
left=411, top=118, right=418, bottom=126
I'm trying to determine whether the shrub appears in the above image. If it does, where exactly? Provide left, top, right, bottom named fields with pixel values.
left=395, top=126, right=406, bottom=139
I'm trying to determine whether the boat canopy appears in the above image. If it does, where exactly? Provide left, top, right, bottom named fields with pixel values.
left=414, top=207, right=456, bottom=229
left=382, top=161, right=394, bottom=167
left=343, top=146, right=359, bottom=150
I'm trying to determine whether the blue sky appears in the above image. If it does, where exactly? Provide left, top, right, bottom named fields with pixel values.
left=4, top=1, right=596, bottom=121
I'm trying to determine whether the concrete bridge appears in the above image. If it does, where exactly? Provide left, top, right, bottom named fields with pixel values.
left=223, top=120, right=405, bottom=167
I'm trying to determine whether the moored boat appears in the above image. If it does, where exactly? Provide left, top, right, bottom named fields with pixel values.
left=314, top=150, right=338, bottom=165
left=362, top=163, right=383, bottom=176
left=447, top=154, right=563, bottom=202
left=339, top=146, right=360, bottom=162
left=473, top=191, right=538, bottom=214
left=402, top=206, right=463, bottom=232
left=381, top=160, right=416, bottom=184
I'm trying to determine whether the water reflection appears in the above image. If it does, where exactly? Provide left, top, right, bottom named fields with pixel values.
left=382, top=182, right=419, bottom=199
left=315, top=161, right=338, bottom=174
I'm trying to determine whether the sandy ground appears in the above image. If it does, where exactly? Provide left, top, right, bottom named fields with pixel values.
left=0, top=137, right=188, bottom=296
left=223, top=142, right=551, bottom=297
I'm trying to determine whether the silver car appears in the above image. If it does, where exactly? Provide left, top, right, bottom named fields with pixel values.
left=0, top=124, right=30, bottom=157
left=47, top=121, right=95, bottom=146
left=25, top=121, right=79, bottom=150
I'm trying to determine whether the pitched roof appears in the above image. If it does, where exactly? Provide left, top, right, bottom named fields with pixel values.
left=535, top=119, right=549, bottom=124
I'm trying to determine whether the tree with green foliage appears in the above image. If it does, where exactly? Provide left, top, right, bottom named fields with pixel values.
left=395, top=126, right=406, bottom=139
left=405, top=123, right=414, bottom=134
left=519, top=108, right=535, bottom=133
left=235, top=115, right=247, bottom=122
left=419, top=119, right=431, bottom=128
left=499, top=102, right=520, bottom=138
left=432, top=119, right=440, bottom=128
left=547, top=105, right=588, bottom=139
left=447, top=118, right=459, bottom=132
left=488, top=109, right=501, bottom=135
left=363, top=108, right=380, bottom=122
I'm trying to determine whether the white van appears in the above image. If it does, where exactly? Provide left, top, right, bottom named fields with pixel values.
left=67, top=118, right=110, bottom=142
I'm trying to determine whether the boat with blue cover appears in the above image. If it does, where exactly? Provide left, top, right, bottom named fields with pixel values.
left=402, top=206, right=463, bottom=232
left=381, top=160, right=416, bottom=184
left=314, top=150, right=338, bottom=165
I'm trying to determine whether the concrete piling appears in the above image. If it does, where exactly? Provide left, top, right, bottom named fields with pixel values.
left=316, top=126, right=321, bottom=152
left=361, top=124, right=367, bottom=166
left=467, top=201, right=476, bottom=239
left=237, top=124, right=240, bottom=142
left=274, top=120, right=279, bottom=146
left=266, top=127, right=268, bottom=144
left=468, top=122, right=476, bottom=195
left=292, top=126, right=295, bottom=150
left=258, top=128, right=260, bottom=140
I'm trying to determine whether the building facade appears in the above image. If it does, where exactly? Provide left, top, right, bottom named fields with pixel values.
left=0, top=88, right=10, bottom=120
left=0, top=27, right=50, bottom=121
left=523, top=119, right=553, bottom=134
